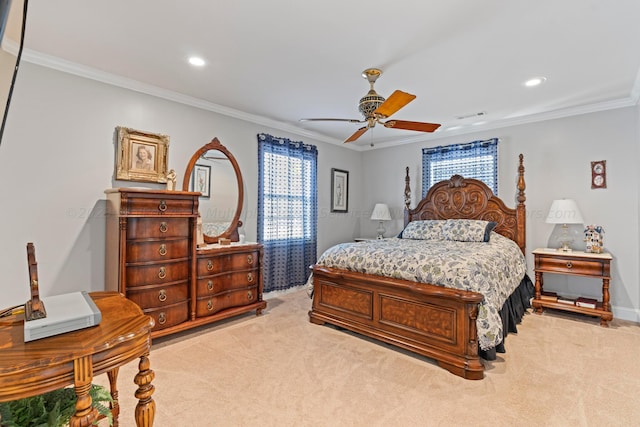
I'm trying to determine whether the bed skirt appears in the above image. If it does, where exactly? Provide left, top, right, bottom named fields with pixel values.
left=480, top=274, right=535, bottom=360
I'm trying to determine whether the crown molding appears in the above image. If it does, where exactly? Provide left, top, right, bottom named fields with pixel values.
left=15, top=46, right=640, bottom=152
left=20, top=46, right=345, bottom=147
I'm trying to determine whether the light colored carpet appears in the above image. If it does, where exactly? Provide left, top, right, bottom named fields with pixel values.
left=96, top=288, right=640, bottom=427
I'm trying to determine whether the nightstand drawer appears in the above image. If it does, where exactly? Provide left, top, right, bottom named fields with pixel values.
left=536, top=256, right=607, bottom=277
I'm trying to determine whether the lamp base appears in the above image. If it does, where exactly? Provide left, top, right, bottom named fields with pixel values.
left=376, top=221, right=386, bottom=239
left=557, top=224, right=574, bottom=252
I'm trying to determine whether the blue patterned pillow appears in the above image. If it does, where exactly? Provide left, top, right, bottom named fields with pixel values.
left=442, top=219, right=497, bottom=242
left=399, top=220, right=446, bottom=240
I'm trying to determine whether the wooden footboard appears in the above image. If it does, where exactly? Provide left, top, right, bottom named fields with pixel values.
left=308, top=265, right=485, bottom=380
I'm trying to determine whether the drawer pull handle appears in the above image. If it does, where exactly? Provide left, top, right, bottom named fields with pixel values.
left=159, top=244, right=167, bottom=256
left=158, top=266, right=167, bottom=279
left=158, top=289, right=167, bottom=302
left=247, top=254, right=253, bottom=264
left=158, top=200, right=167, bottom=212
left=207, top=280, right=214, bottom=291
left=566, top=261, right=572, bottom=269
left=207, top=260, right=213, bottom=271
left=159, top=222, right=168, bottom=233
left=158, top=312, right=166, bottom=325
left=247, top=290, right=253, bottom=301
left=207, top=300, right=214, bottom=311
left=247, top=272, right=254, bottom=283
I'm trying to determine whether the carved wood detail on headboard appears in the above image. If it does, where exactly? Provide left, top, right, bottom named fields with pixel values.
left=404, top=154, right=526, bottom=253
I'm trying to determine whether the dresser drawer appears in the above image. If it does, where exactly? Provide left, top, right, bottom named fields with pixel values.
left=197, top=251, right=259, bottom=275
left=127, top=217, right=190, bottom=239
left=126, top=238, right=190, bottom=263
left=143, top=300, right=189, bottom=331
left=126, top=282, right=189, bottom=308
left=195, top=286, right=258, bottom=317
left=122, top=195, right=197, bottom=216
left=536, top=256, right=607, bottom=276
left=125, top=260, right=190, bottom=287
left=195, top=269, right=258, bottom=296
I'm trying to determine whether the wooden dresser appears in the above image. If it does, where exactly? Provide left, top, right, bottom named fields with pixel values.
left=195, top=243, right=266, bottom=320
left=105, top=188, right=265, bottom=338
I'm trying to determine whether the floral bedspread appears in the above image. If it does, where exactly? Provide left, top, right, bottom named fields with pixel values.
left=307, top=233, right=526, bottom=350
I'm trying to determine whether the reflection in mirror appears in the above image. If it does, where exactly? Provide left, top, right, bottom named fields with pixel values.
left=0, top=0, right=26, bottom=146
left=182, top=138, right=244, bottom=244
left=195, top=149, right=239, bottom=238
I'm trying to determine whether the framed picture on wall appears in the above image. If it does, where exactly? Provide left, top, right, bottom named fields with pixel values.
left=115, top=126, right=169, bottom=183
left=192, top=164, right=211, bottom=198
left=331, top=168, right=349, bottom=212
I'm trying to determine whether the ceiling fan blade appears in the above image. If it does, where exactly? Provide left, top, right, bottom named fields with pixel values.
left=383, top=120, right=441, bottom=133
left=374, top=90, right=416, bottom=118
left=344, top=126, right=369, bottom=143
left=299, top=118, right=363, bottom=123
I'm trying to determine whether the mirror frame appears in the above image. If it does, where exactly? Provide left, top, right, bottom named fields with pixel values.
left=182, top=137, right=244, bottom=244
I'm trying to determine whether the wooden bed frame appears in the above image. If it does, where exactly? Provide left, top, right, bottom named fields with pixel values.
left=308, top=154, right=526, bottom=380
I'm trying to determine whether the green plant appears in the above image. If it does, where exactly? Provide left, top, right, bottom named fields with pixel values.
left=0, top=384, right=113, bottom=427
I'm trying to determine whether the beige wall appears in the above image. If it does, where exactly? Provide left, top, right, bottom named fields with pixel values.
left=0, top=62, right=362, bottom=306
left=1, top=60, right=638, bottom=322
left=361, top=107, right=640, bottom=321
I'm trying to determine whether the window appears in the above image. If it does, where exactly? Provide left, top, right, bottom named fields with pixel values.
left=257, top=133, right=317, bottom=292
left=422, top=138, right=498, bottom=197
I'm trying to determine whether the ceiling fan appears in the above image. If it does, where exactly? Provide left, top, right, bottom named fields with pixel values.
left=300, top=68, right=441, bottom=143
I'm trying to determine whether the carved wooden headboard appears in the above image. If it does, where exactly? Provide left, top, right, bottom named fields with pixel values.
left=404, top=154, right=526, bottom=254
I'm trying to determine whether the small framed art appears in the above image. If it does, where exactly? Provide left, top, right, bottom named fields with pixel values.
left=192, top=164, right=211, bottom=198
left=331, top=168, right=349, bottom=212
left=115, top=126, right=169, bottom=183
left=591, top=160, right=606, bottom=189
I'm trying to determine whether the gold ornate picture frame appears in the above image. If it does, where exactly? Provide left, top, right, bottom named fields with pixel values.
left=115, top=126, right=169, bottom=183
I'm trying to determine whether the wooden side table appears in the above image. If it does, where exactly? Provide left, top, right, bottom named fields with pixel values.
left=532, top=248, right=613, bottom=326
left=0, top=292, right=156, bottom=427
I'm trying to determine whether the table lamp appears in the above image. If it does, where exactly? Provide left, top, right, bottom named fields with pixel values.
left=545, top=199, right=584, bottom=251
left=371, top=203, right=392, bottom=239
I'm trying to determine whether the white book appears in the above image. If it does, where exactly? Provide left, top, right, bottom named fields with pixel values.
left=23, top=291, right=102, bottom=342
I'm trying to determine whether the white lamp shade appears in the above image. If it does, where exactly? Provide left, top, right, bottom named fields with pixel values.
left=370, top=203, right=392, bottom=221
left=545, top=199, right=584, bottom=224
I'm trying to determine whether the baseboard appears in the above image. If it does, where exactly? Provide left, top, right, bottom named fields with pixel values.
left=612, top=305, right=640, bottom=323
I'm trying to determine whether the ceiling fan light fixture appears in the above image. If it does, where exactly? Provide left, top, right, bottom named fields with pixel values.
left=359, top=92, right=386, bottom=118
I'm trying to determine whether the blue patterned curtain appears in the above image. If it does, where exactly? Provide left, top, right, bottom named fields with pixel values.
left=422, top=138, right=498, bottom=197
left=257, top=133, right=317, bottom=292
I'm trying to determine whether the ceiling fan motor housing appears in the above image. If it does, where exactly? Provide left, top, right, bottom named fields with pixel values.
left=359, top=90, right=385, bottom=119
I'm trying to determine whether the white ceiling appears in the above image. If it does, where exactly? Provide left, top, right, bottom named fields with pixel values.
left=10, top=0, right=640, bottom=149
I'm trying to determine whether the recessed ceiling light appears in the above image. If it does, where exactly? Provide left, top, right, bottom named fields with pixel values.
left=524, top=76, right=547, bottom=87
left=188, top=57, right=206, bottom=67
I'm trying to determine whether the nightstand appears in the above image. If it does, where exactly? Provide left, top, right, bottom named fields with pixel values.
left=532, top=248, right=613, bottom=326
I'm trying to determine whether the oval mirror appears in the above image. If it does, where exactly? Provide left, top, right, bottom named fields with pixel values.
left=182, top=138, right=243, bottom=243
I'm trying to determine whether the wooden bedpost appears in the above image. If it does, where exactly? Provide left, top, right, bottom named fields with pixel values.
left=404, top=166, right=411, bottom=226
left=516, top=154, right=526, bottom=254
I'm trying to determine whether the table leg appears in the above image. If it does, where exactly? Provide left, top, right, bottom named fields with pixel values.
left=134, top=354, right=156, bottom=427
left=69, top=355, right=99, bottom=427
left=600, top=277, right=612, bottom=327
left=602, top=278, right=610, bottom=313
left=533, top=271, right=543, bottom=314
left=107, top=367, right=120, bottom=427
